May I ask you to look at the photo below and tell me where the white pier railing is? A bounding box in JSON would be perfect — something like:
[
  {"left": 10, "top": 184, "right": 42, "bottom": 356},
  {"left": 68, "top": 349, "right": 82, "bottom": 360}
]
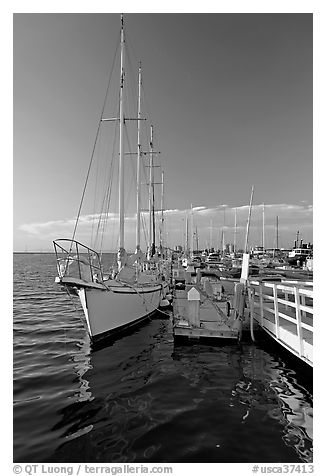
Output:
[{"left": 249, "top": 280, "right": 313, "bottom": 367}]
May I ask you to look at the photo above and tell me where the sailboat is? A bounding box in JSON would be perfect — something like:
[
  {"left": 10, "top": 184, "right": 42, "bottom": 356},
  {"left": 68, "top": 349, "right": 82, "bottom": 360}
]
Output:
[{"left": 53, "top": 15, "right": 170, "bottom": 343}]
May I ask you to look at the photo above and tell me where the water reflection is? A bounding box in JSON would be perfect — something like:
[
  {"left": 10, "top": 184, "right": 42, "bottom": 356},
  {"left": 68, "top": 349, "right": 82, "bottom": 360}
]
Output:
[
  {"left": 49, "top": 320, "right": 312, "bottom": 463},
  {"left": 230, "top": 345, "right": 313, "bottom": 462},
  {"left": 70, "top": 338, "right": 93, "bottom": 403},
  {"left": 171, "top": 343, "right": 312, "bottom": 462}
]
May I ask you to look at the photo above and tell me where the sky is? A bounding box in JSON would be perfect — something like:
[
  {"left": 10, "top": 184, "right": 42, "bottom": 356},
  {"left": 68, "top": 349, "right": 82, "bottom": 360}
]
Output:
[
  {"left": 13, "top": 10, "right": 314, "bottom": 252},
  {"left": 5, "top": 3, "right": 324, "bottom": 469}
]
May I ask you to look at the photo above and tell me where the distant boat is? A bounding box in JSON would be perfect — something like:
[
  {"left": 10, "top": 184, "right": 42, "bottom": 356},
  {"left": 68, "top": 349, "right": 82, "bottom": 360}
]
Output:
[
  {"left": 205, "top": 252, "right": 221, "bottom": 267},
  {"left": 53, "top": 15, "right": 170, "bottom": 343},
  {"left": 286, "top": 233, "right": 313, "bottom": 266}
]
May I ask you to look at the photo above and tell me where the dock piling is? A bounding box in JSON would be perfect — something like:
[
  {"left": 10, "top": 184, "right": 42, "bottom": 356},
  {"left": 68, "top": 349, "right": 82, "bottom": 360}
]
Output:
[{"left": 187, "top": 287, "right": 200, "bottom": 327}]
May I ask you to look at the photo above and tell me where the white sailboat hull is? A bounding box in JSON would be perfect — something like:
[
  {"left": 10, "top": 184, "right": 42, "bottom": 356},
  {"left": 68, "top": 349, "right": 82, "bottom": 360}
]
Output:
[{"left": 77, "top": 282, "right": 164, "bottom": 341}]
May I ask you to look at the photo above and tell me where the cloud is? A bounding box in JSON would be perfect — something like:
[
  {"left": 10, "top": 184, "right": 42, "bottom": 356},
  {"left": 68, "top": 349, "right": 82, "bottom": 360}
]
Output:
[
  {"left": 162, "top": 202, "right": 312, "bottom": 250},
  {"left": 192, "top": 206, "right": 207, "bottom": 212},
  {"left": 20, "top": 219, "right": 75, "bottom": 235},
  {"left": 16, "top": 201, "right": 312, "bottom": 251},
  {"left": 164, "top": 208, "right": 188, "bottom": 215},
  {"left": 19, "top": 212, "right": 122, "bottom": 236}
]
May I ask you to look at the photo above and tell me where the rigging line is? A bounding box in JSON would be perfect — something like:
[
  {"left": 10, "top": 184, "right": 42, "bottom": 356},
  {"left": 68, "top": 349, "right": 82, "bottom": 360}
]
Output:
[
  {"left": 99, "top": 162, "right": 116, "bottom": 255},
  {"left": 125, "top": 124, "right": 137, "bottom": 183},
  {"left": 91, "top": 127, "right": 103, "bottom": 248},
  {"left": 137, "top": 178, "right": 149, "bottom": 249},
  {"left": 140, "top": 121, "right": 150, "bottom": 196},
  {"left": 156, "top": 307, "right": 171, "bottom": 317},
  {"left": 141, "top": 156, "right": 150, "bottom": 249},
  {"left": 114, "top": 225, "right": 119, "bottom": 252},
  {"left": 125, "top": 31, "right": 152, "bottom": 133},
  {"left": 93, "top": 69, "right": 120, "bottom": 250},
  {"left": 141, "top": 211, "right": 149, "bottom": 247},
  {"left": 141, "top": 83, "right": 155, "bottom": 138},
  {"left": 143, "top": 119, "right": 163, "bottom": 178},
  {"left": 124, "top": 38, "right": 156, "bottom": 164},
  {"left": 100, "top": 125, "right": 118, "bottom": 252},
  {"left": 125, "top": 40, "right": 139, "bottom": 117},
  {"left": 94, "top": 125, "right": 113, "bottom": 249},
  {"left": 98, "top": 168, "right": 114, "bottom": 255},
  {"left": 124, "top": 33, "right": 139, "bottom": 96},
  {"left": 97, "top": 156, "right": 114, "bottom": 253},
  {"left": 70, "top": 36, "right": 120, "bottom": 250},
  {"left": 103, "top": 166, "right": 119, "bottom": 254},
  {"left": 97, "top": 120, "right": 119, "bottom": 254},
  {"left": 97, "top": 41, "right": 137, "bottom": 254},
  {"left": 126, "top": 38, "right": 162, "bottom": 176},
  {"left": 124, "top": 30, "right": 140, "bottom": 71},
  {"left": 124, "top": 124, "right": 138, "bottom": 227},
  {"left": 97, "top": 90, "right": 120, "bottom": 253}
]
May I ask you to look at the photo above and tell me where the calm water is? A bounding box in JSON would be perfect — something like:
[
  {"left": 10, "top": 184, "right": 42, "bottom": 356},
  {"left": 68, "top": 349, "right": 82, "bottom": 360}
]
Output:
[{"left": 13, "top": 253, "right": 313, "bottom": 463}]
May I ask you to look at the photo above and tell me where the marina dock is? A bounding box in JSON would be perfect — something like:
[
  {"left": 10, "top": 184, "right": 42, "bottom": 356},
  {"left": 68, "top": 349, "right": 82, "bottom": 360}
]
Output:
[
  {"left": 172, "top": 265, "right": 257, "bottom": 341},
  {"left": 171, "top": 263, "right": 313, "bottom": 367},
  {"left": 173, "top": 285, "right": 239, "bottom": 340}
]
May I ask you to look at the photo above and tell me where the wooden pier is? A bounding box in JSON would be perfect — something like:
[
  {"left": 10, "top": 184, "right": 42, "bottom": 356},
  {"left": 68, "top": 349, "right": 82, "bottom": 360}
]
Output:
[
  {"left": 173, "top": 285, "right": 239, "bottom": 340},
  {"left": 248, "top": 279, "right": 313, "bottom": 367},
  {"left": 171, "top": 262, "right": 253, "bottom": 341},
  {"left": 171, "top": 262, "right": 313, "bottom": 365}
]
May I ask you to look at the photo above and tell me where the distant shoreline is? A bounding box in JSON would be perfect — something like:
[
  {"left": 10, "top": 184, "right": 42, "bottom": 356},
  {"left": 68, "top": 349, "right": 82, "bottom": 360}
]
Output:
[
  {"left": 13, "top": 251, "right": 55, "bottom": 254},
  {"left": 13, "top": 251, "right": 117, "bottom": 254}
]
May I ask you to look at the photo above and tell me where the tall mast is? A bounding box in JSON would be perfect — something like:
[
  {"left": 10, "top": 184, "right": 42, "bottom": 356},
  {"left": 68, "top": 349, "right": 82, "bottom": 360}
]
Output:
[
  {"left": 149, "top": 125, "right": 155, "bottom": 255},
  {"left": 136, "top": 61, "right": 142, "bottom": 251},
  {"left": 234, "top": 207, "right": 237, "bottom": 254},
  {"left": 244, "top": 185, "right": 254, "bottom": 253},
  {"left": 190, "top": 203, "right": 194, "bottom": 256},
  {"left": 262, "top": 203, "right": 265, "bottom": 252},
  {"left": 209, "top": 219, "right": 213, "bottom": 250},
  {"left": 160, "top": 170, "right": 164, "bottom": 252},
  {"left": 185, "top": 214, "right": 189, "bottom": 253},
  {"left": 273, "top": 215, "right": 279, "bottom": 258},
  {"left": 118, "top": 14, "right": 125, "bottom": 250},
  {"left": 195, "top": 226, "right": 199, "bottom": 252},
  {"left": 222, "top": 207, "right": 226, "bottom": 255}
]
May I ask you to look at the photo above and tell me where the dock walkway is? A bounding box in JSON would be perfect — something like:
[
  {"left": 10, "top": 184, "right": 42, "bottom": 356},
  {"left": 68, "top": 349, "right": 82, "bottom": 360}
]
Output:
[
  {"left": 173, "top": 284, "right": 239, "bottom": 340},
  {"left": 249, "top": 280, "right": 313, "bottom": 366}
]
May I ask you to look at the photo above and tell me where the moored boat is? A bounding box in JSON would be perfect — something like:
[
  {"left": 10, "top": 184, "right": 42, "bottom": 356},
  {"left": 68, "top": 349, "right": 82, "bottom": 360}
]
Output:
[{"left": 53, "top": 15, "right": 170, "bottom": 343}]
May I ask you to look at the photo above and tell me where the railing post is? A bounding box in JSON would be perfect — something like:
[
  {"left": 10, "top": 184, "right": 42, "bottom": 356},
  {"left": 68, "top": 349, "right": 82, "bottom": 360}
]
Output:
[
  {"left": 88, "top": 248, "right": 94, "bottom": 282},
  {"left": 284, "top": 291, "right": 289, "bottom": 310},
  {"left": 294, "top": 286, "right": 304, "bottom": 357},
  {"left": 99, "top": 252, "right": 104, "bottom": 281},
  {"left": 259, "top": 284, "right": 264, "bottom": 327},
  {"left": 53, "top": 243, "right": 59, "bottom": 275},
  {"left": 301, "top": 292, "right": 306, "bottom": 318},
  {"left": 76, "top": 242, "right": 81, "bottom": 279},
  {"left": 272, "top": 283, "right": 280, "bottom": 339}
]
